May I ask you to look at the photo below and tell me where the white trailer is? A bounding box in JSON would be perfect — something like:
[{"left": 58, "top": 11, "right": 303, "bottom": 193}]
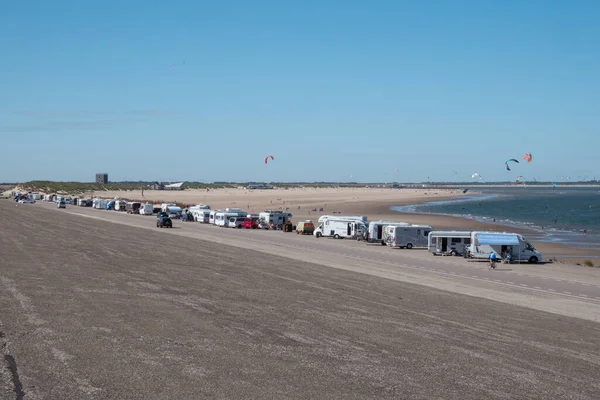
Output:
[
  {"left": 427, "top": 231, "right": 472, "bottom": 256},
  {"left": 383, "top": 225, "right": 433, "bottom": 249},
  {"left": 139, "top": 203, "right": 154, "bottom": 215},
  {"left": 367, "top": 220, "right": 412, "bottom": 245},
  {"left": 467, "top": 231, "right": 542, "bottom": 263},
  {"left": 314, "top": 216, "right": 368, "bottom": 239}
]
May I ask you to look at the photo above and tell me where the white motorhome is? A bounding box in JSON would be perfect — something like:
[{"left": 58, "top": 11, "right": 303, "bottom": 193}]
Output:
[
  {"left": 209, "top": 210, "right": 222, "bottom": 224},
  {"left": 383, "top": 225, "right": 433, "bottom": 249},
  {"left": 467, "top": 231, "right": 542, "bottom": 263},
  {"left": 367, "top": 220, "right": 412, "bottom": 244},
  {"left": 258, "top": 210, "right": 293, "bottom": 228},
  {"left": 215, "top": 209, "right": 247, "bottom": 227},
  {"left": 190, "top": 206, "right": 211, "bottom": 223},
  {"left": 427, "top": 231, "right": 472, "bottom": 256},
  {"left": 314, "top": 215, "right": 368, "bottom": 239},
  {"left": 139, "top": 203, "right": 154, "bottom": 215}
]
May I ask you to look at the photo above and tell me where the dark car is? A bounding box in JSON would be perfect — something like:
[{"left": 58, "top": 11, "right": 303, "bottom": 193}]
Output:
[{"left": 157, "top": 216, "right": 173, "bottom": 228}]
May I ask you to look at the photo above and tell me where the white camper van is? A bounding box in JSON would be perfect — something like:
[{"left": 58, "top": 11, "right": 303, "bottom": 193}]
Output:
[
  {"left": 314, "top": 215, "right": 368, "bottom": 239},
  {"left": 427, "top": 231, "right": 472, "bottom": 256},
  {"left": 467, "top": 231, "right": 542, "bottom": 263},
  {"left": 367, "top": 220, "right": 412, "bottom": 244},
  {"left": 139, "top": 203, "right": 154, "bottom": 215},
  {"left": 161, "top": 203, "right": 177, "bottom": 213},
  {"left": 383, "top": 225, "right": 433, "bottom": 249},
  {"left": 227, "top": 216, "right": 246, "bottom": 228}
]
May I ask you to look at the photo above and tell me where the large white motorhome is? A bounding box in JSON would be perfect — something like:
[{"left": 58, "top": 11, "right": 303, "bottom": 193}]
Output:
[
  {"left": 366, "top": 220, "right": 412, "bottom": 244},
  {"left": 209, "top": 210, "right": 222, "bottom": 224},
  {"left": 314, "top": 215, "right": 368, "bottom": 239},
  {"left": 427, "top": 231, "right": 472, "bottom": 256},
  {"left": 382, "top": 225, "right": 433, "bottom": 249},
  {"left": 214, "top": 208, "right": 247, "bottom": 227},
  {"left": 467, "top": 231, "right": 542, "bottom": 263},
  {"left": 190, "top": 206, "right": 211, "bottom": 223},
  {"left": 258, "top": 210, "right": 293, "bottom": 228}
]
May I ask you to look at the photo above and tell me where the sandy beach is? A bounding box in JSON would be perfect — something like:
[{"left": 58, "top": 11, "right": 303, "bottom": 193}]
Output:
[{"left": 71, "top": 186, "right": 598, "bottom": 265}]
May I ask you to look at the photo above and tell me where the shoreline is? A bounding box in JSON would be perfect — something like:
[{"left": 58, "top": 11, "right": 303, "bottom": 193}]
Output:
[{"left": 383, "top": 196, "right": 600, "bottom": 265}]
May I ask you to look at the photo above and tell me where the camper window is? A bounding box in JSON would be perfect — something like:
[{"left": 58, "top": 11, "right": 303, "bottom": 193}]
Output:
[
  {"left": 423, "top": 231, "right": 430, "bottom": 236},
  {"left": 451, "top": 238, "right": 462, "bottom": 243},
  {"left": 525, "top": 243, "right": 534, "bottom": 251}
]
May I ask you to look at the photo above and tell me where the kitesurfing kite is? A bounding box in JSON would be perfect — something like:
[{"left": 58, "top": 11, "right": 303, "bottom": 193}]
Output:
[
  {"left": 264, "top": 155, "right": 274, "bottom": 164},
  {"left": 516, "top": 176, "right": 525, "bottom": 184},
  {"left": 523, "top": 153, "right": 532, "bottom": 163},
  {"left": 472, "top": 173, "right": 482, "bottom": 180},
  {"left": 505, "top": 158, "right": 519, "bottom": 171}
]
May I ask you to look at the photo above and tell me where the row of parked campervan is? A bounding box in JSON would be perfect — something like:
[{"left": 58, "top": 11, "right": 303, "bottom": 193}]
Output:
[
  {"left": 312, "top": 215, "right": 542, "bottom": 262},
  {"left": 313, "top": 215, "right": 434, "bottom": 249},
  {"left": 188, "top": 205, "right": 294, "bottom": 230},
  {"left": 427, "top": 231, "right": 542, "bottom": 263}
]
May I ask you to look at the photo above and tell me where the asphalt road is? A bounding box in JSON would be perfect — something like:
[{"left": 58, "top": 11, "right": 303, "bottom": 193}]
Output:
[
  {"left": 33, "top": 200, "right": 600, "bottom": 322},
  {"left": 2, "top": 200, "right": 600, "bottom": 399}
]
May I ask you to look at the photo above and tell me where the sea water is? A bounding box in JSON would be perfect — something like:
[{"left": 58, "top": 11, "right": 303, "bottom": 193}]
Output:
[{"left": 391, "top": 187, "right": 600, "bottom": 251}]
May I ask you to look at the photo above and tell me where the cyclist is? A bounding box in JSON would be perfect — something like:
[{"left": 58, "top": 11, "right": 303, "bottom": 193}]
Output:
[{"left": 488, "top": 251, "right": 498, "bottom": 269}]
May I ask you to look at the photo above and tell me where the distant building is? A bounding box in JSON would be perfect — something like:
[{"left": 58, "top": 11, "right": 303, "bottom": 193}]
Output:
[
  {"left": 95, "top": 173, "right": 108, "bottom": 184},
  {"left": 164, "top": 182, "right": 185, "bottom": 191}
]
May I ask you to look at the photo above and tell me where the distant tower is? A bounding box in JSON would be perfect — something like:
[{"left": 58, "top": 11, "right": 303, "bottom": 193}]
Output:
[{"left": 95, "top": 173, "right": 108, "bottom": 184}]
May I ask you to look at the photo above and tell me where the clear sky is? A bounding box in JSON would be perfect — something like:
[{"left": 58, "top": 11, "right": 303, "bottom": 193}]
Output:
[{"left": 1, "top": 0, "right": 598, "bottom": 183}]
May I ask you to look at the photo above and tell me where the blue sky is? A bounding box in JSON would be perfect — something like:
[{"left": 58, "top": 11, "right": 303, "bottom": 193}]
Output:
[{"left": 1, "top": 0, "right": 598, "bottom": 183}]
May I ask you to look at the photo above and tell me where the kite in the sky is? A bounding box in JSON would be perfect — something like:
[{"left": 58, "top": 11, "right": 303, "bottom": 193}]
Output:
[
  {"left": 523, "top": 153, "right": 532, "bottom": 163},
  {"left": 264, "top": 155, "right": 274, "bottom": 164},
  {"left": 505, "top": 158, "right": 519, "bottom": 171}
]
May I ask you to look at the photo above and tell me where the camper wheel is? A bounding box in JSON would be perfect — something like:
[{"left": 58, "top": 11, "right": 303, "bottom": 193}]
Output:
[
  {"left": 406, "top": 243, "right": 413, "bottom": 249},
  {"left": 528, "top": 256, "right": 538, "bottom": 264},
  {"left": 381, "top": 241, "right": 386, "bottom": 246},
  {"left": 450, "top": 250, "right": 457, "bottom": 256},
  {"left": 315, "top": 232, "right": 322, "bottom": 238},
  {"left": 333, "top": 234, "right": 341, "bottom": 239}
]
